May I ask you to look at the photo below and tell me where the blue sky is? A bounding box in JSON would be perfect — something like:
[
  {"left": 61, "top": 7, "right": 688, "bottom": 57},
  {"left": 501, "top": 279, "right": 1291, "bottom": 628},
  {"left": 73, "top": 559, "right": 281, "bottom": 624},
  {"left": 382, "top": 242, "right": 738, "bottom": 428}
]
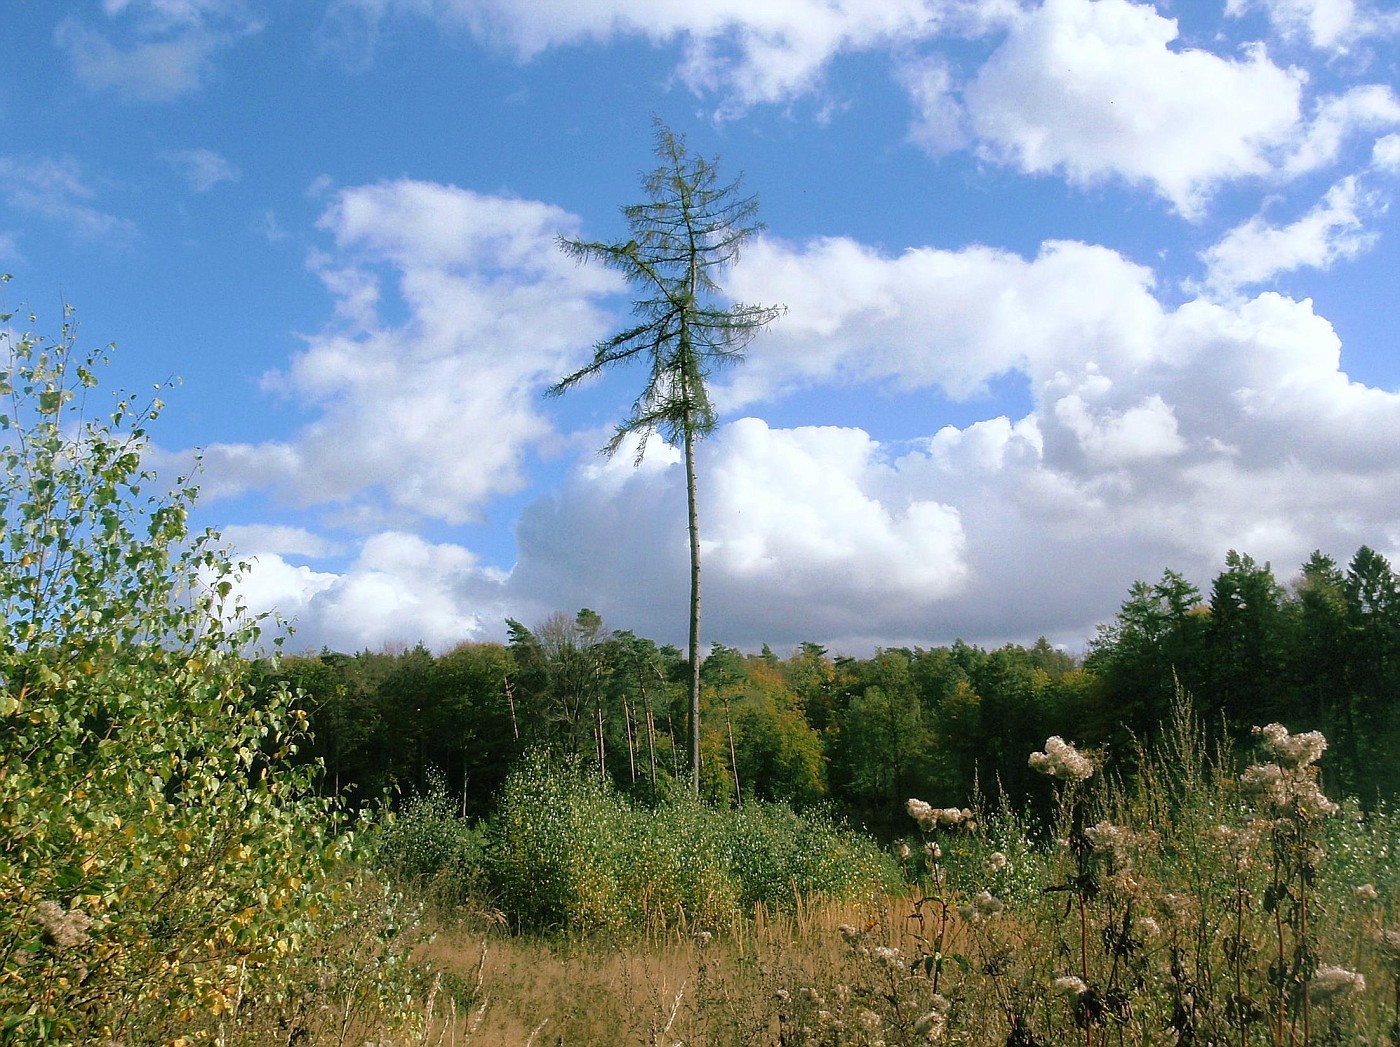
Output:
[{"left": 4, "top": 0, "right": 1400, "bottom": 656}]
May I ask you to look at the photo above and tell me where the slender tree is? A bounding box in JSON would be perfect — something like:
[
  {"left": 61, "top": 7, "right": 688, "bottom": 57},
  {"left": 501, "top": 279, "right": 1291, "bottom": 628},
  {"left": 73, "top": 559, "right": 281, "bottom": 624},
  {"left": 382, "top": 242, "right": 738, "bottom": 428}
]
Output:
[{"left": 550, "top": 121, "right": 783, "bottom": 794}]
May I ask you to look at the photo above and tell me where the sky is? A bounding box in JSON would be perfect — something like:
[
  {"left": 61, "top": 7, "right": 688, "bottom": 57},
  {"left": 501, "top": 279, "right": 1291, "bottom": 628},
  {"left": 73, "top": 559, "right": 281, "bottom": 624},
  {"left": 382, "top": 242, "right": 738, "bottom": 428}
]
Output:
[{"left": 3, "top": 0, "right": 1400, "bottom": 658}]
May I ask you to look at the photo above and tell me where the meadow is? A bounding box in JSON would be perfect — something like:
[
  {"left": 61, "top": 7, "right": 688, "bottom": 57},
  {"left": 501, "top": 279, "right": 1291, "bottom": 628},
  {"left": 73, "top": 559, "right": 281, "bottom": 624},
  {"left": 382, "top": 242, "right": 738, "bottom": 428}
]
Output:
[{"left": 319, "top": 699, "right": 1400, "bottom": 1047}]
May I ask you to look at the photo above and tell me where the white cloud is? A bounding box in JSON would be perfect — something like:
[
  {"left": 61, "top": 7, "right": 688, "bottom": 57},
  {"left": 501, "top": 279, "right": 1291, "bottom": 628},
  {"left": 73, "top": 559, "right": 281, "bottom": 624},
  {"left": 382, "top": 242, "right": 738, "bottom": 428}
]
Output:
[
  {"left": 1284, "top": 85, "right": 1400, "bottom": 177},
  {"left": 496, "top": 237, "right": 1400, "bottom": 651},
  {"left": 231, "top": 532, "right": 512, "bottom": 653},
  {"left": 1198, "top": 175, "right": 1383, "bottom": 293},
  {"left": 899, "top": 56, "right": 968, "bottom": 154},
  {"left": 200, "top": 179, "right": 619, "bottom": 523},
  {"left": 1051, "top": 392, "right": 1185, "bottom": 466},
  {"left": 0, "top": 156, "right": 135, "bottom": 243},
  {"left": 958, "top": 0, "right": 1304, "bottom": 218},
  {"left": 220, "top": 523, "right": 338, "bottom": 559},
  {"left": 322, "top": 0, "right": 1385, "bottom": 218},
  {"left": 323, "top": 0, "right": 1014, "bottom": 108},
  {"left": 1373, "top": 133, "right": 1400, "bottom": 172},
  {"left": 226, "top": 228, "right": 1400, "bottom": 653},
  {"left": 1225, "top": 0, "right": 1400, "bottom": 52},
  {"left": 509, "top": 418, "right": 970, "bottom": 645},
  {"left": 55, "top": 0, "right": 261, "bottom": 102},
  {"left": 166, "top": 147, "right": 241, "bottom": 192},
  {"left": 705, "top": 419, "right": 967, "bottom": 603},
  {"left": 724, "top": 234, "right": 1163, "bottom": 405}
]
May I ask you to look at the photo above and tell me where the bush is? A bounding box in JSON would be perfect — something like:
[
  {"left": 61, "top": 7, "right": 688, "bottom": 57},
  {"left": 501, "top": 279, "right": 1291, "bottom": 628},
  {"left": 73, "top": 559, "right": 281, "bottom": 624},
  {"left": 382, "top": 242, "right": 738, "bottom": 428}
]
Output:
[
  {"left": 484, "top": 751, "right": 896, "bottom": 934},
  {"left": 375, "top": 771, "right": 488, "bottom": 910},
  {"left": 0, "top": 294, "right": 421, "bottom": 1043}
]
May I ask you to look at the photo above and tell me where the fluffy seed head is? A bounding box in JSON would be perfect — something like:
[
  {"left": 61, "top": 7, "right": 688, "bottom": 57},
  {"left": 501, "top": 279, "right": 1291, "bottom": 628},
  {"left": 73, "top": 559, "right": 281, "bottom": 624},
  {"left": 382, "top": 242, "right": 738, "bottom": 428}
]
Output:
[{"left": 1029, "top": 737, "right": 1094, "bottom": 782}]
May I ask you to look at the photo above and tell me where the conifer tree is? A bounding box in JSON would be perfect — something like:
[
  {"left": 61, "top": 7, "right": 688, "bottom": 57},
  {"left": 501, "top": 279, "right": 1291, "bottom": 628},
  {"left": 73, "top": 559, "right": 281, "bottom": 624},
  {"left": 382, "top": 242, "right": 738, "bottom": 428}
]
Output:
[{"left": 550, "top": 121, "right": 783, "bottom": 794}]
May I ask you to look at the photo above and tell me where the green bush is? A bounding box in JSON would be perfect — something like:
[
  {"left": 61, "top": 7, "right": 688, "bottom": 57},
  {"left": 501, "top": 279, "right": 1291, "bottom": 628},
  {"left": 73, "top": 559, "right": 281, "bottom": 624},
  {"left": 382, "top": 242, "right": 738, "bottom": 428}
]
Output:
[
  {"left": 375, "top": 772, "right": 488, "bottom": 910},
  {"left": 484, "top": 751, "right": 896, "bottom": 934}
]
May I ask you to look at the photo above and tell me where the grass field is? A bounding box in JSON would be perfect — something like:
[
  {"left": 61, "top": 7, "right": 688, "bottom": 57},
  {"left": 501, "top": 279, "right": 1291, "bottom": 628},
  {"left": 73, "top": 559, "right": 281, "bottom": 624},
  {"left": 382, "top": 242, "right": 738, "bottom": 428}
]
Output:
[{"left": 349, "top": 710, "right": 1400, "bottom": 1046}]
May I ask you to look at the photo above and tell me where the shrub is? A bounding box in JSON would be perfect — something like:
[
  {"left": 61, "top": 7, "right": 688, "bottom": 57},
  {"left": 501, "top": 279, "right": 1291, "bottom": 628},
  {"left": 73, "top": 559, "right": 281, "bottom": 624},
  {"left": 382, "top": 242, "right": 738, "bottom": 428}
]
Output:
[
  {"left": 484, "top": 751, "right": 896, "bottom": 935},
  {"left": 0, "top": 294, "right": 421, "bottom": 1043},
  {"left": 375, "top": 772, "right": 489, "bottom": 911}
]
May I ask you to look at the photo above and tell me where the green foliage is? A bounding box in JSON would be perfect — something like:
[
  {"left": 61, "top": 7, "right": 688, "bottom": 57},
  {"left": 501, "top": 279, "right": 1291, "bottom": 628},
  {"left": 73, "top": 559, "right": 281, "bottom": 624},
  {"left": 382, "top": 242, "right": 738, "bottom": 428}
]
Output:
[
  {"left": 374, "top": 771, "right": 487, "bottom": 910},
  {"left": 549, "top": 122, "right": 783, "bottom": 458},
  {"left": 484, "top": 751, "right": 895, "bottom": 935},
  {"left": 0, "top": 298, "right": 419, "bottom": 1042}
]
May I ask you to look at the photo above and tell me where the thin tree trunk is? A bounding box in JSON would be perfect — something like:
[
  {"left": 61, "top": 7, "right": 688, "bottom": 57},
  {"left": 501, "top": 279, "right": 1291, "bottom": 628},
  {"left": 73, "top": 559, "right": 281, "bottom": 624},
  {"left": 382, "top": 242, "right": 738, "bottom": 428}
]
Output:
[
  {"left": 504, "top": 676, "right": 519, "bottom": 742},
  {"left": 646, "top": 705, "right": 658, "bottom": 787},
  {"left": 685, "top": 421, "right": 702, "bottom": 796},
  {"left": 596, "top": 696, "right": 606, "bottom": 782},
  {"left": 623, "top": 694, "right": 637, "bottom": 783},
  {"left": 727, "top": 702, "right": 741, "bottom": 805},
  {"left": 668, "top": 713, "right": 681, "bottom": 779}
]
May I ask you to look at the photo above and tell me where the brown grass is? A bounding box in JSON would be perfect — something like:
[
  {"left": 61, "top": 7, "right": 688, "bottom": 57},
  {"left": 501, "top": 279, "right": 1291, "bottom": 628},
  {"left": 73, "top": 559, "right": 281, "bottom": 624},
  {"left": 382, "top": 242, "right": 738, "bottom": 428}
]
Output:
[{"left": 410, "top": 895, "right": 928, "bottom": 1046}]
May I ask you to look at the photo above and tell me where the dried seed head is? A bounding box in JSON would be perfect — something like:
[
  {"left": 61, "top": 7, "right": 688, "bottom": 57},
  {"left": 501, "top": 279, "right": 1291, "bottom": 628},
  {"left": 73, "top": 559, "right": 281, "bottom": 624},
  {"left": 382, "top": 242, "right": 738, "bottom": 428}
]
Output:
[
  {"left": 33, "top": 901, "right": 92, "bottom": 951},
  {"left": 1054, "top": 975, "right": 1089, "bottom": 999},
  {"left": 873, "top": 945, "right": 902, "bottom": 969},
  {"left": 1255, "top": 724, "right": 1327, "bottom": 769},
  {"left": 959, "top": 889, "right": 1006, "bottom": 923},
  {"left": 1029, "top": 737, "right": 1094, "bottom": 782},
  {"left": 906, "top": 798, "right": 975, "bottom": 832}
]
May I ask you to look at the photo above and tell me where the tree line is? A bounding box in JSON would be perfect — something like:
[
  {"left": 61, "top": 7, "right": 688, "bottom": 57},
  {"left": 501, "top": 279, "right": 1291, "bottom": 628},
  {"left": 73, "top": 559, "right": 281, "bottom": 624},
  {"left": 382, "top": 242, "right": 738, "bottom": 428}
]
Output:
[{"left": 256, "top": 544, "right": 1400, "bottom": 834}]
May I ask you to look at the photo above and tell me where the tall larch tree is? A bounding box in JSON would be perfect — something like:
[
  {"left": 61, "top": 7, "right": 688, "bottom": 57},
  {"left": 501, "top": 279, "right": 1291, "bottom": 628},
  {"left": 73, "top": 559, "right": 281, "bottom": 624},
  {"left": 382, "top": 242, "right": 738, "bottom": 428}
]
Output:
[{"left": 549, "top": 121, "right": 784, "bottom": 794}]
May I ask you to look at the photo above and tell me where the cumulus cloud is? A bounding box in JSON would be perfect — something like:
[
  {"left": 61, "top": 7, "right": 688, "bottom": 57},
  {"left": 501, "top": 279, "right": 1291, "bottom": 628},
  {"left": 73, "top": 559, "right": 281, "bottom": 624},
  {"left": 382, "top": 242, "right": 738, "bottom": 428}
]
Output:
[
  {"left": 899, "top": 56, "right": 968, "bottom": 154},
  {"left": 1225, "top": 0, "right": 1400, "bottom": 52},
  {"left": 508, "top": 419, "right": 970, "bottom": 646},
  {"left": 55, "top": 0, "right": 261, "bottom": 102},
  {"left": 220, "top": 523, "right": 338, "bottom": 559},
  {"left": 1284, "top": 85, "right": 1400, "bottom": 177},
  {"left": 321, "top": 0, "right": 1385, "bottom": 219},
  {"left": 223, "top": 266, "right": 1400, "bottom": 653},
  {"left": 230, "top": 531, "right": 513, "bottom": 653},
  {"left": 958, "top": 0, "right": 1304, "bottom": 218},
  {"left": 200, "top": 179, "right": 619, "bottom": 523},
  {"left": 1197, "top": 176, "right": 1384, "bottom": 293},
  {"left": 496, "top": 239, "right": 1400, "bottom": 651},
  {"left": 1373, "top": 133, "right": 1400, "bottom": 171},
  {"left": 723, "top": 234, "right": 1163, "bottom": 405}
]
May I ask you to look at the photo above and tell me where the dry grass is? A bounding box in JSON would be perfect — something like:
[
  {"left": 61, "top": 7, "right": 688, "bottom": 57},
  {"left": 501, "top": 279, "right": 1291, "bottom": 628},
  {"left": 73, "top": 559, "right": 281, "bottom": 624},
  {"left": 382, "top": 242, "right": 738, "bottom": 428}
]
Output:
[{"left": 408, "top": 896, "right": 923, "bottom": 1046}]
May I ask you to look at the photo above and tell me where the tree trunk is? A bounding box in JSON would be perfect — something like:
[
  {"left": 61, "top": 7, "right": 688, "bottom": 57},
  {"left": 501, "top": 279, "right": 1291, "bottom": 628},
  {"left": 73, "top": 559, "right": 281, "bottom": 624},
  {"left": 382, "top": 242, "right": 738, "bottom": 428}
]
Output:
[
  {"left": 685, "top": 421, "right": 702, "bottom": 796},
  {"left": 623, "top": 693, "right": 637, "bottom": 783}
]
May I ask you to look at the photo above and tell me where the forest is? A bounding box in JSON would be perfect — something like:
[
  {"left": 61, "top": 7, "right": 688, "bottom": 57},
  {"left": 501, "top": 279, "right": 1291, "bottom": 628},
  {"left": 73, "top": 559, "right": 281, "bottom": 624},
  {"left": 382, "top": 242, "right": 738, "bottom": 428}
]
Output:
[{"left": 261, "top": 541, "right": 1400, "bottom": 835}]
